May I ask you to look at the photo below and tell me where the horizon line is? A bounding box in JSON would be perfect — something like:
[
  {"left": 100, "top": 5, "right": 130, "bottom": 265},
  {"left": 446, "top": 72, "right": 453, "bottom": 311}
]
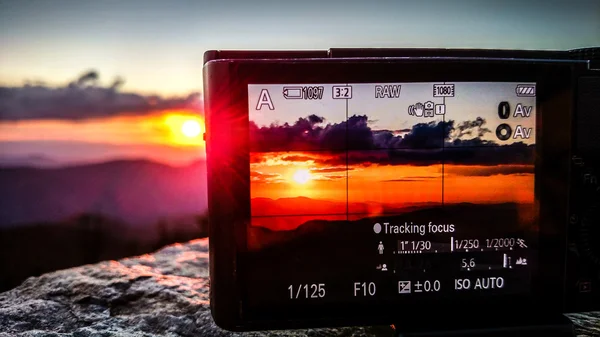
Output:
[{"left": 0, "top": 156, "right": 206, "bottom": 170}]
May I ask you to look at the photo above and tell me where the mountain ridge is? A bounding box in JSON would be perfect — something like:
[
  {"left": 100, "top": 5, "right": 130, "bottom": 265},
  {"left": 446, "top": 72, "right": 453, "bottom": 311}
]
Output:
[
  {"left": 0, "top": 158, "right": 207, "bottom": 227},
  {"left": 0, "top": 156, "right": 205, "bottom": 171}
]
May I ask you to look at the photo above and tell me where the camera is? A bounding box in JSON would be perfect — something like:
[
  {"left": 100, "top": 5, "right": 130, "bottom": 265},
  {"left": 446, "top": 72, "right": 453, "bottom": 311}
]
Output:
[{"left": 202, "top": 48, "right": 600, "bottom": 332}]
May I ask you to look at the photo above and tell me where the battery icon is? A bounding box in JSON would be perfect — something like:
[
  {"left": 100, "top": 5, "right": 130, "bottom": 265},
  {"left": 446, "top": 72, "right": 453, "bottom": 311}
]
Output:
[
  {"left": 515, "top": 84, "right": 536, "bottom": 97},
  {"left": 283, "top": 87, "right": 303, "bottom": 99}
]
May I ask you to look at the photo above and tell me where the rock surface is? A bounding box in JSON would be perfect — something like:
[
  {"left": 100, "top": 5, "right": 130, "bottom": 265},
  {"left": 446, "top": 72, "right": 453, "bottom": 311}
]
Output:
[{"left": 0, "top": 238, "right": 598, "bottom": 336}]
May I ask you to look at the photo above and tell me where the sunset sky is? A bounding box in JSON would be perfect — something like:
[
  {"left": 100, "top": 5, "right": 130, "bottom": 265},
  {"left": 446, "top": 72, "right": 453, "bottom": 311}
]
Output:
[
  {"left": 249, "top": 82, "right": 536, "bottom": 229},
  {"left": 0, "top": 108, "right": 205, "bottom": 166},
  {"left": 0, "top": 0, "right": 598, "bottom": 167}
]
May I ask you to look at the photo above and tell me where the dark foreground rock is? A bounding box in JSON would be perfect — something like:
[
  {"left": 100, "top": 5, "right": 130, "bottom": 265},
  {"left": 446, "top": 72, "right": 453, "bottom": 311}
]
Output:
[{"left": 0, "top": 238, "right": 598, "bottom": 336}]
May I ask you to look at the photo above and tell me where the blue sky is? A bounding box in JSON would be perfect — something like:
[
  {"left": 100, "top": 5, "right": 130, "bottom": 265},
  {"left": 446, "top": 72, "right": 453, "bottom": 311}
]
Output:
[{"left": 1, "top": 0, "right": 599, "bottom": 96}]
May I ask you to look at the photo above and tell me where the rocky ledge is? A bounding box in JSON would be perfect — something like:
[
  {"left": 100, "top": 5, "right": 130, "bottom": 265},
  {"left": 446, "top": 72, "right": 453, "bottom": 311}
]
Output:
[{"left": 0, "top": 239, "right": 598, "bottom": 336}]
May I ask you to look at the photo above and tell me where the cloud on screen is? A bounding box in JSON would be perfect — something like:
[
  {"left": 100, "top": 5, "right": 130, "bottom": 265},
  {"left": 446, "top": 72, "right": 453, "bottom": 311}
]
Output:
[{"left": 250, "top": 114, "right": 534, "bottom": 166}]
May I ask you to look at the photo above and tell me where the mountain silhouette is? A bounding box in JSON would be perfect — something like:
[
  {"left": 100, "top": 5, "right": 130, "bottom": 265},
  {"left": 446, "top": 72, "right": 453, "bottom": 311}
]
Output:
[
  {"left": 0, "top": 154, "right": 59, "bottom": 168},
  {"left": 0, "top": 159, "right": 207, "bottom": 227},
  {"left": 251, "top": 196, "right": 442, "bottom": 231},
  {"left": 248, "top": 202, "right": 536, "bottom": 251}
]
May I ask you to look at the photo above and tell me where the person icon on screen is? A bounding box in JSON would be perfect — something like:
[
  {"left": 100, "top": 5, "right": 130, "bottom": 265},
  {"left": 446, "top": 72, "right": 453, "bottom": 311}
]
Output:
[
  {"left": 382, "top": 264, "right": 388, "bottom": 271},
  {"left": 378, "top": 241, "right": 384, "bottom": 254}
]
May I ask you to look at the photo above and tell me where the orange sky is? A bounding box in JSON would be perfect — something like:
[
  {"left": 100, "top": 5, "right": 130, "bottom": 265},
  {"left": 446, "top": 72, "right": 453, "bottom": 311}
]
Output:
[
  {"left": 0, "top": 110, "right": 205, "bottom": 166},
  {"left": 250, "top": 151, "right": 534, "bottom": 215},
  {"left": 250, "top": 152, "right": 347, "bottom": 201}
]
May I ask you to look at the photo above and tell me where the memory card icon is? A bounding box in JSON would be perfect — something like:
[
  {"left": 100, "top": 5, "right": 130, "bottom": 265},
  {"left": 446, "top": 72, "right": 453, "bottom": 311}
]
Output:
[{"left": 515, "top": 84, "right": 536, "bottom": 97}]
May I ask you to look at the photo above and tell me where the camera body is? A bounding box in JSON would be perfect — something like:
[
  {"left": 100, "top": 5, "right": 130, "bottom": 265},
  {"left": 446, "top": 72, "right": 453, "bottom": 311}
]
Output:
[{"left": 203, "top": 48, "right": 600, "bottom": 332}]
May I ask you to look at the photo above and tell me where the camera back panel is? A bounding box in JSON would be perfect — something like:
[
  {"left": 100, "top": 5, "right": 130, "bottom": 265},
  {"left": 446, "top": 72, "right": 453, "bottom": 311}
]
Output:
[
  {"left": 566, "top": 75, "right": 600, "bottom": 312},
  {"left": 204, "top": 48, "right": 600, "bottom": 331}
]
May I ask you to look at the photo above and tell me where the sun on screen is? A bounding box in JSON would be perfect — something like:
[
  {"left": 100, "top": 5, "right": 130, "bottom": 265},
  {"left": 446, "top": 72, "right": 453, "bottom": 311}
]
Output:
[{"left": 293, "top": 169, "right": 312, "bottom": 185}]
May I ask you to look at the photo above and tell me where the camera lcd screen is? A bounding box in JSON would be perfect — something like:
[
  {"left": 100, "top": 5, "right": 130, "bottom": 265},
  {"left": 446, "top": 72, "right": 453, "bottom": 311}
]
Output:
[{"left": 245, "top": 82, "right": 537, "bottom": 310}]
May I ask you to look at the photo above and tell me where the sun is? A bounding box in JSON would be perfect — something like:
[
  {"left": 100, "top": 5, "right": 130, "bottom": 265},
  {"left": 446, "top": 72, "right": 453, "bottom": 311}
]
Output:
[
  {"left": 162, "top": 113, "right": 204, "bottom": 146},
  {"left": 181, "top": 119, "right": 202, "bottom": 138},
  {"left": 292, "top": 169, "right": 312, "bottom": 184}
]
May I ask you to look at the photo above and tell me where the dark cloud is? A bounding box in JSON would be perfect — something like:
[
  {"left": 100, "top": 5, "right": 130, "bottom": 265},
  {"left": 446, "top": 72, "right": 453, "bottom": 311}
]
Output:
[
  {"left": 312, "top": 144, "right": 534, "bottom": 168},
  {"left": 312, "top": 167, "right": 352, "bottom": 173},
  {"left": 448, "top": 137, "right": 495, "bottom": 147},
  {"left": 250, "top": 114, "right": 374, "bottom": 152},
  {"left": 249, "top": 118, "right": 319, "bottom": 152},
  {"left": 250, "top": 114, "right": 500, "bottom": 151},
  {"left": 312, "top": 150, "right": 444, "bottom": 167},
  {"left": 386, "top": 120, "right": 448, "bottom": 149},
  {"left": 250, "top": 114, "right": 535, "bottom": 166},
  {"left": 307, "top": 114, "right": 324, "bottom": 124},
  {"left": 442, "top": 142, "right": 534, "bottom": 166},
  {"left": 280, "top": 155, "right": 317, "bottom": 162},
  {"left": 75, "top": 70, "right": 99, "bottom": 87},
  {"left": 373, "top": 128, "right": 413, "bottom": 134},
  {"left": 0, "top": 70, "right": 202, "bottom": 121},
  {"left": 346, "top": 115, "right": 374, "bottom": 149},
  {"left": 445, "top": 165, "right": 534, "bottom": 177},
  {"left": 453, "top": 116, "right": 492, "bottom": 138}
]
